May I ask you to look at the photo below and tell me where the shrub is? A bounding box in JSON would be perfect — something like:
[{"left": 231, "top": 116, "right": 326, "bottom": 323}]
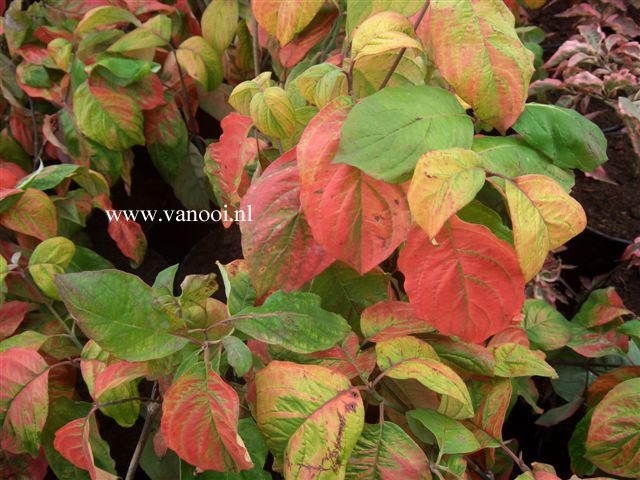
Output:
[{"left": 0, "top": 1, "right": 638, "bottom": 479}]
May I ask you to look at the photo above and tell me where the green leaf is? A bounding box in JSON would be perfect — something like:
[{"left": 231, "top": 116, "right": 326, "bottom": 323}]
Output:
[
  {"left": 233, "top": 291, "right": 351, "bottom": 354},
  {"left": 222, "top": 336, "right": 252, "bottom": 377},
  {"left": 522, "top": 299, "right": 572, "bottom": 351},
  {"left": 17, "top": 164, "right": 83, "bottom": 191},
  {"left": 407, "top": 409, "right": 480, "bottom": 455},
  {"left": 472, "top": 136, "right": 575, "bottom": 192},
  {"left": 56, "top": 270, "right": 188, "bottom": 361},
  {"left": 333, "top": 85, "right": 473, "bottom": 183},
  {"left": 67, "top": 246, "right": 113, "bottom": 272},
  {"left": 346, "top": 422, "right": 430, "bottom": 479},
  {"left": 493, "top": 343, "right": 558, "bottom": 378},
  {"left": 89, "top": 56, "right": 160, "bottom": 87},
  {"left": 73, "top": 81, "right": 144, "bottom": 150},
  {"left": 28, "top": 236, "right": 76, "bottom": 300},
  {"left": 303, "top": 262, "right": 390, "bottom": 328},
  {"left": 586, "top": 378, "right": 640, "bottom": 477},
  {"left": 513, "top": 103, "right": 607, "bottom": 172},
  {"left": 457, "top": 200, "right": 513, "bottom": 245}
]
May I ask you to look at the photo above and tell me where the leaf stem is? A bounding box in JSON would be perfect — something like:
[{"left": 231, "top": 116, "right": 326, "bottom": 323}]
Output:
[{"left": 379, "top": 0, "right": 430, "bottom": 90}]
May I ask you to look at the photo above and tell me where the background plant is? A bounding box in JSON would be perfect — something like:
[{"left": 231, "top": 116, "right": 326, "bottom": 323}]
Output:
[{"left": 1, "top": 1, "right": 639, "bottom": 480}]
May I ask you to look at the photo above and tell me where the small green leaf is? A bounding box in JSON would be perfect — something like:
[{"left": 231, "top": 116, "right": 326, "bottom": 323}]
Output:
[{"left": 407, "top": 409, "right": 480, "bottom": 455}]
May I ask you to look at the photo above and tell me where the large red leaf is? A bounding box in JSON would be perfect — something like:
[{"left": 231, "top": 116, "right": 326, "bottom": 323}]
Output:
[
  {"left": 160, "top": 360, "right": 253, "bottom": 472},
  {"left": 0, "top": 348, "right": 49, "bottom": 456},
  {"left": 240, "top": 150, "right": 333, "bottom": 298},
  {"left": 54, "top": 415, "right": 117, "bottom": 480},
  {"left": 297, "top": 101, "right": 411, "bottom": 274},
  {"left": 398, "top": 216, "right": 525, "bottom": 343}
]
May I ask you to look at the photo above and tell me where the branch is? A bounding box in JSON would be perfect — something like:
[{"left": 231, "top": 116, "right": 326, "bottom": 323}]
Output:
[
  {"left": 125, "top": 385, "right": 160, "bottom": 480},
  {"left": 379, "top": 0, "right": 430, "bottom": 90},
  {"left": 27, "top": 96, "right": 40, "bottom": 171},
  {"left": 251, "top": 12, "right": 261, "bottom": 77},
  {"left": 172, "top": 48, "right": 198, "bottom": 136}
]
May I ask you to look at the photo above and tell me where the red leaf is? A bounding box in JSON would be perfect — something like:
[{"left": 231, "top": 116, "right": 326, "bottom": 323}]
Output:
[
  {"left": 54, "top": 416, "right": 117, "bottom": 480},
  {"left": 279, "top": 8, "right": 338, "bottom": 68},
  {"left": 398, "top": 217, "right": 525, "bottom": 343},
  {"left": 0, "top": 301, "right": 32, "bottom": 340},
  {"left": 240, "top": 150, "right": 333, "bottom": 298},
  {"left": 360, "top": 300, "right": 434, "bottom": 343},
  {"left": 297, "top": 101, "right": 411, "bottom": 274},
  {"left": 0, "top": 348, "right": 50, "bottom": 456},
  {"left": 205, "top": 113, "right": 265, "bottom": 227},
  {"left": 161, "top": 362, "right": 253, "bottom": 472},
  {"left": 93, "top": 361, "right": 148, "bottom": 399},
  {"left": 106, "top": 217, "right": 147, "bottom": 265}
]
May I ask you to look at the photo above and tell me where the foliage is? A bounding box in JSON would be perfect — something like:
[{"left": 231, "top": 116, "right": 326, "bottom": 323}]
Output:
[
  {"left": 1, "top": 1, "right": 639, "bottom": 479},
  {"left": 531, "top": 0, "right": 640, "bottom": 173}
]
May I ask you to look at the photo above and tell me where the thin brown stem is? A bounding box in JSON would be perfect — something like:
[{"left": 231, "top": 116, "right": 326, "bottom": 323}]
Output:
[{"left": 379, "top": 0, "right": 430, "bottom": 90}]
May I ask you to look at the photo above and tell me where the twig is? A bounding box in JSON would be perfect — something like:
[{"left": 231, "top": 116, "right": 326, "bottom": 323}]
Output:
[
  {"left": 465, "top": 457, "right": 494, "bottom": 480},
  {"left": 172, "top": 49, "right": 198, "bottom": 136},
  {"left": 379, "top": 0, "right": 430, "bottom": 89},
  {"left": 125, "top": 384, "right": 160, "bottom": 480},
  {"left": 498, "top": 439, "right": 531, "bottom": 474},
  {"left": 251, "top": 12, "right": 261, "bottom": 77}
]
